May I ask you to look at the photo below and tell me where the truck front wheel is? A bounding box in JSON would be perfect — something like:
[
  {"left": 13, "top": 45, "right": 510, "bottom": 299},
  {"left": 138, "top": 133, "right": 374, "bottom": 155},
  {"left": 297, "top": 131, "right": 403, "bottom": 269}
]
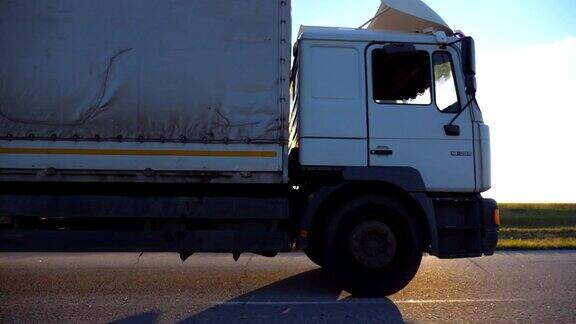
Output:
[{"left": 323, "top": 195, "right": 423, "bottom": 296}]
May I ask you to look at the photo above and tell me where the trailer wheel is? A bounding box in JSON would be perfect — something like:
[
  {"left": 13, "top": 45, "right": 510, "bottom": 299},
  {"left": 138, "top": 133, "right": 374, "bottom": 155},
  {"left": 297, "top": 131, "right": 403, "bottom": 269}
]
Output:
[{"left": 323, "top": 195, "right": 422, "bottom": 296}]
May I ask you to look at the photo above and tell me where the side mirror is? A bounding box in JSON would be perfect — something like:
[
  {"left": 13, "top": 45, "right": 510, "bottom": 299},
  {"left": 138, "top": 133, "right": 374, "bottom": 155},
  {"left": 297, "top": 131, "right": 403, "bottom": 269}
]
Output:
[{"left": 461, "top": 37, "right": 476, "bottom": 95}]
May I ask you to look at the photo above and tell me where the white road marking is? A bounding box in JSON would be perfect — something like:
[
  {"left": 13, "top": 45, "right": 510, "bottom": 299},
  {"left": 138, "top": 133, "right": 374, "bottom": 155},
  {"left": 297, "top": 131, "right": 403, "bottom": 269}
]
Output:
[
  {"left": 216, "top": 298, "right": 528, "bottom": 306},
  {"left": 394, "top": 298, "right": 527, "bottom": 304}
]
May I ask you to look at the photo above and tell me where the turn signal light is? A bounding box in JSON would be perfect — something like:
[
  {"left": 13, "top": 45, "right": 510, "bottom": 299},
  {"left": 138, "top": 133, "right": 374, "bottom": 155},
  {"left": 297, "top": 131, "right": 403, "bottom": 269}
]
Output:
[{"left": 493, "top": 208, "right": 500, "bottom": 226}]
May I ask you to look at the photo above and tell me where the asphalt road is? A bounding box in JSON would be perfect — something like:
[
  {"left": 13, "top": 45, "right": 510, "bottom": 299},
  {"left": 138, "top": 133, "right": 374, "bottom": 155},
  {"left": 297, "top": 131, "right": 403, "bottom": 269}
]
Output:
[{"left": 1, "top": 251, "right": 575, "bottom": 323}]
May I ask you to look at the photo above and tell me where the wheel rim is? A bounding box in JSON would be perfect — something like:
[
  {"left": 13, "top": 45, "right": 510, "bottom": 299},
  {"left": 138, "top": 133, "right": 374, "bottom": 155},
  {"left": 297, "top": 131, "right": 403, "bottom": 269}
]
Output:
[{"left": 348, "top": 220, "right": 397, "bottom": 269}]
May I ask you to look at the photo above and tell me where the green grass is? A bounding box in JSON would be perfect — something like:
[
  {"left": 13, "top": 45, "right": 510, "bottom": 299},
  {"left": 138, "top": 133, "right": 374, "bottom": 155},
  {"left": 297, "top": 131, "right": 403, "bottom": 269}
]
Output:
[
  {"left": 497, "top": 204, "right": 576, "bottom": 250},
  {"left": 498, "top": 238, "right": 576, "bottom": 250},
  {"left": 499, "top": 203, "right": 576, "bottom": 228}
]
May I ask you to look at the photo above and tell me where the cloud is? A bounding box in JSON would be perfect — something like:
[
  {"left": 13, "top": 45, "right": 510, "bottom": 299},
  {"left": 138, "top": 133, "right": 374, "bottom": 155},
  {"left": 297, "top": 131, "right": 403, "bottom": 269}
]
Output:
[{"left": 477, "top": 37, "right": 576, "bottom": 202}]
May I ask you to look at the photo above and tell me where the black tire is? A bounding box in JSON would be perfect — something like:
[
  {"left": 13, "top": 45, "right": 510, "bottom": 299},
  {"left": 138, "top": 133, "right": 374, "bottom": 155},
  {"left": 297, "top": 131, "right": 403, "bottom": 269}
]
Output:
[{"left": 322, "top": 194, "right": 423, "bottom": 296}]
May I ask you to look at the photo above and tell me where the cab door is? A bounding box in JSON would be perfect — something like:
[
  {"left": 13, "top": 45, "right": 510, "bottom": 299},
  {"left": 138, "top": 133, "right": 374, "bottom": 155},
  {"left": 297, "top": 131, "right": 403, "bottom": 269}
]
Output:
[{"left": 366, "top": 43, "right": 475, "bottom": 192}]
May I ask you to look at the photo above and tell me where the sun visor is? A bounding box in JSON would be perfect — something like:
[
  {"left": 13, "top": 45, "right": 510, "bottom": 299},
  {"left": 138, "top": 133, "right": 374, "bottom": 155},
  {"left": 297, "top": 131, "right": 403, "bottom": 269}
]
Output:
[{"left": 369, "top": 0, "right": 453, "bottom": 36}]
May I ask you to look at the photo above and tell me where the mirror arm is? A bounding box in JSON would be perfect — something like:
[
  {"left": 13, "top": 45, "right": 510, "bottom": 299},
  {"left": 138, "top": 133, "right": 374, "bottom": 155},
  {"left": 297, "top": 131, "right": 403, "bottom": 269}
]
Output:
[
  {"left": 447, "top": 96, "right": 476, "bottom": 126},
  {"left": 444, "top": 97, "right": 476, "bottom": 136}
]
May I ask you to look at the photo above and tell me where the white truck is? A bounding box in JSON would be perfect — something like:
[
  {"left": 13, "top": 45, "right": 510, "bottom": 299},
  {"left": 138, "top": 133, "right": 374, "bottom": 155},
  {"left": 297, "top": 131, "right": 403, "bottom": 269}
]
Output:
[{"left": 0, "top": 0, "right": 499, "bottom": 296}]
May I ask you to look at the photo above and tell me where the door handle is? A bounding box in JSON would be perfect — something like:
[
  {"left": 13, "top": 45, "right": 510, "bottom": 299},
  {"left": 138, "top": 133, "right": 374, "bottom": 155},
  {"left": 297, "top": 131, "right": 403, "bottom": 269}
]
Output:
[
  {"left": 370, "top": 147, "right": 393, "bottom": 156},
  {"left": 444, "top": 124, "right": 461, "bottom": 136}
]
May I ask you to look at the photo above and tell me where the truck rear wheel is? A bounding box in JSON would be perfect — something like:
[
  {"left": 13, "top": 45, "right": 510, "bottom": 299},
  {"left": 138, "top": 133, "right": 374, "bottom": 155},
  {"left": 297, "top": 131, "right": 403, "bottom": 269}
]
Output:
[{"left": 323, "top": 195, "right": 422, "bottom": 296}]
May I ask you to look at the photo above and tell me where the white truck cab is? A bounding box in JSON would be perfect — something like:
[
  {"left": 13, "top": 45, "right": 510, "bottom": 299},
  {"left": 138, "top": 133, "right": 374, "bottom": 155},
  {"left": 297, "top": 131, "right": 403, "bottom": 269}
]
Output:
[
  {"left": 285, "top": 3, "right": 498, "bottom": 294},
  {"left": 292, "top": 27, "right": 491, "bottom": 193}
]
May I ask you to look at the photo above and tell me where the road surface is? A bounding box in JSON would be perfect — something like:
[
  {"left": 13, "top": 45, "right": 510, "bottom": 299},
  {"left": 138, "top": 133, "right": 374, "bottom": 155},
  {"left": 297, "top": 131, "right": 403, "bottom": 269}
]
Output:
[{"left": 1, "top": 251, "right": 575, "bottom": 323}]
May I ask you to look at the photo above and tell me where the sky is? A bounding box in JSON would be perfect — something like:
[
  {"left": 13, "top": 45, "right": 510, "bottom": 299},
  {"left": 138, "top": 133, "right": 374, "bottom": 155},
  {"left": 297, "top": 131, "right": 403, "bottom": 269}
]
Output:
[{"left": 292, "top": 0, "right": 576, "bottom": 203}]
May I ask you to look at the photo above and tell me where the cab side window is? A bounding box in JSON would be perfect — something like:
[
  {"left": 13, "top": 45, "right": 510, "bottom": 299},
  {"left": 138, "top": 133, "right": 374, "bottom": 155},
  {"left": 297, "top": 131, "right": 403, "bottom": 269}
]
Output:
[
  {"left": 372, "top": 49, "right": 431, "bottom": 105},
  {"left": 433, "top": 52, "right": 460, "bottom": 113}
]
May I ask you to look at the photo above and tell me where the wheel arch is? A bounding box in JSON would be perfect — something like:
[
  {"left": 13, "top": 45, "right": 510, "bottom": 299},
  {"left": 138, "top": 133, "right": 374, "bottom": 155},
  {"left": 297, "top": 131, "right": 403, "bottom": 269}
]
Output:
[{"left": 298, "top": 167, "right": 438, "bottom": 254}]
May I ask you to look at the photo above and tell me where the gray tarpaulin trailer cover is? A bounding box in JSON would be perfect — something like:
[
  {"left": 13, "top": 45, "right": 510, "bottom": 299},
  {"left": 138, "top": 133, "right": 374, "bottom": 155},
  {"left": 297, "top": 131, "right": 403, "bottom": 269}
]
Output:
[{"left": 0, "top": 0, "right": 292, "bottom": 183}]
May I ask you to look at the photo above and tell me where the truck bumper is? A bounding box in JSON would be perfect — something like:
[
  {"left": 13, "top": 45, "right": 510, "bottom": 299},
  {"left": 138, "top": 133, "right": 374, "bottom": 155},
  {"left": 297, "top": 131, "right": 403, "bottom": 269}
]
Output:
[{"left": 434, "top": 196, "right": 499, "bottom": 258}]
